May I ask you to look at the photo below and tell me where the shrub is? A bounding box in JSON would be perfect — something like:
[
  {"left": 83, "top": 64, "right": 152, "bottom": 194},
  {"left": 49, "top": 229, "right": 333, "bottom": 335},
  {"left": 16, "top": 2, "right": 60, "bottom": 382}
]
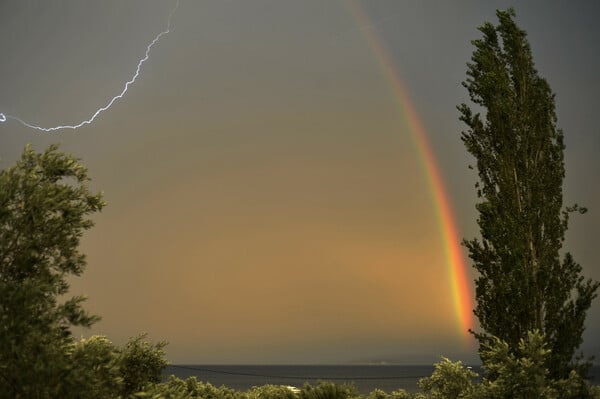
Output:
[
  {"left": 68, "top": 336, "right": 122, "bottom": 398},
  {"left": 299, "top": 381, "right": 360, "bottom": 399},
  {"left": 119, "top": 333, "right": 168, "bottom": 396},
  {"left": 389, "top": 389, "right": 412, "bottom": 399},
  {"left": 471, "top": 330, "right": 600, "bottom": 399},
  {"left": 248, "top": 384, "right": 299, "bottom": 399},
  {"left": 417, "top": 357, "right": 477, "bottom": 399},
  {"left": 138, "top": 376, "right": 250, "bottom": 399},
  {"left": 367, "top": 388, "right": 390, "bottom": 399}
]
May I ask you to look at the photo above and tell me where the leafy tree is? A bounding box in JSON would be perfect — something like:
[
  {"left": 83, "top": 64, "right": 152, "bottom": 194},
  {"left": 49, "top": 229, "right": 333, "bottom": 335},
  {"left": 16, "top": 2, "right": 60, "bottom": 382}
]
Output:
[
  {"left": 0, "top": 144, "right": 104, "bottom": 397},
  {"left": 0, "top": 145, "right": 174, "bottom": 397},
  {"left": 458, "top": 8, "right": 599, "bottom": 378}
]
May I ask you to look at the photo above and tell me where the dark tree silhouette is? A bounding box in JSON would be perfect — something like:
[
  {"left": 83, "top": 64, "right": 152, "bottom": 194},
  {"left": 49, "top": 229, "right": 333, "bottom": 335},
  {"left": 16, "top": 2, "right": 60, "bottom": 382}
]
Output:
[{"left": 458, "top": 8, "right": 599, "bottom": 379}]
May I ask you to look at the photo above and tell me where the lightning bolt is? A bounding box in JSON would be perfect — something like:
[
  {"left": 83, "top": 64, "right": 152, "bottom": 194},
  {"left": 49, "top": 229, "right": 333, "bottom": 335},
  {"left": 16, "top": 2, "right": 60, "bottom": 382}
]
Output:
[{"left": 0, "top": 0, "right": 179, "bottom": 132}]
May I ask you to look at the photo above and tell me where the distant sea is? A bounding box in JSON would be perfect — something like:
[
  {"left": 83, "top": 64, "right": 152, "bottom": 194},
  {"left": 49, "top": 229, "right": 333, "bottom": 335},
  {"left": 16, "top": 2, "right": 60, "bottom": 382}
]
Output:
[{"left": 164, "top": 364, "right": 600, "bottom": 394}]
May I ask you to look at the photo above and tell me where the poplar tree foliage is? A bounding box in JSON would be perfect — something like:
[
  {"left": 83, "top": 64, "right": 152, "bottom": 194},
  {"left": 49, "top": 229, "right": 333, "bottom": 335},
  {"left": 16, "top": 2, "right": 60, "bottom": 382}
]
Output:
[
  {"left": 0, "top": 144, "right": 104, "bottom": 397},
  {"left": 458, "top": 9, "right": 599, "bottom": 379}
]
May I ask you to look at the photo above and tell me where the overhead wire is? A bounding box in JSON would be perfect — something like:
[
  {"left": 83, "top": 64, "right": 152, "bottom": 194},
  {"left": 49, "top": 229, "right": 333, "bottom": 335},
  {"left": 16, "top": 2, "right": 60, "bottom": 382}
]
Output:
[{"left": 167, "top": 365, "right": 430, "bottom": 381}]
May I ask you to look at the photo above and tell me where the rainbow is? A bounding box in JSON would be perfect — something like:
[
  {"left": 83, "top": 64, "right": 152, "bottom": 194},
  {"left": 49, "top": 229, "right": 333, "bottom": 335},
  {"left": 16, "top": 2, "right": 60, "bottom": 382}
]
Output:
[{"left": 344, "top": 1, "right": 474, "bottom": 345}]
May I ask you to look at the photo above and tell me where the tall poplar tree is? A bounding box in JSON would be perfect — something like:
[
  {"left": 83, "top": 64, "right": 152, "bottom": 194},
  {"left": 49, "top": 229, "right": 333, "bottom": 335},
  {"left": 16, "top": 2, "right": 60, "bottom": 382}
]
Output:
[{"left": 458, "top": 8, "right": 599, "bottom": 378}]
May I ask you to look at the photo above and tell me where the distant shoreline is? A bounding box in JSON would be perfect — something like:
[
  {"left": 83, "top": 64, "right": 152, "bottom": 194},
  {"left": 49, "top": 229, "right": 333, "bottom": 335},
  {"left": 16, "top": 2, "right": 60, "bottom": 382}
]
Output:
[{"left": 164, "top": 364, "right": 600, "bottom": 394}]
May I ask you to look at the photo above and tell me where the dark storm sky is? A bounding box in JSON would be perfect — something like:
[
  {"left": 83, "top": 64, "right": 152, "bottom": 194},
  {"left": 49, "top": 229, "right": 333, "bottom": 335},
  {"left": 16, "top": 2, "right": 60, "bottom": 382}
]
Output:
[{"left": 0, "top": 1, "right": 598, "bottom": 364}]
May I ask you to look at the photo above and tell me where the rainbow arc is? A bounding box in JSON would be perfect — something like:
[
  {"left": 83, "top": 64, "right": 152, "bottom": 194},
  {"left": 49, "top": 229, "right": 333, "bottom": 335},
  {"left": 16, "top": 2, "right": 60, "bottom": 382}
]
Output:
[{"left": 345, "top": 0, "right": 474, "bottom": 345}]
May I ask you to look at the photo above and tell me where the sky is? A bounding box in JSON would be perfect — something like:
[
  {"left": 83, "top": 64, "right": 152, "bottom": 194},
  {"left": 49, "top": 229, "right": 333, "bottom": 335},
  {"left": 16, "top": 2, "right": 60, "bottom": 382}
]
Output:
[{"left": 1, "top": 0, "right": 599, "bottom": 365}]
